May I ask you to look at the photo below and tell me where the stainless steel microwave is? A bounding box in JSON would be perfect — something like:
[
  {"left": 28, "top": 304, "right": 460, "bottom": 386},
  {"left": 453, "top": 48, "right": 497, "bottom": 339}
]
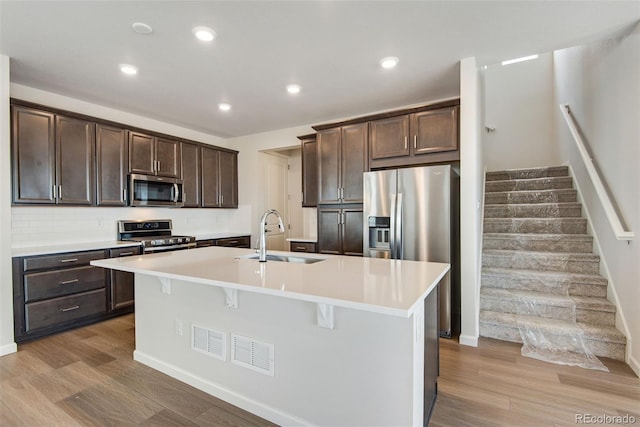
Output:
[{"left": 128, "top": 174, "right": 184, "bottom": 207}]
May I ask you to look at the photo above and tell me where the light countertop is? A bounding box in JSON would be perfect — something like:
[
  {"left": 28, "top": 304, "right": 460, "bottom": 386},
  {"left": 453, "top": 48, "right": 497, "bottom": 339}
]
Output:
[
  {"left": 12, "top": 240, "right": 142, "bottom": 257},
  {"left": 12, "top": 232, "right": 252, "bottom": 257},
  {"left": 194, "top": 232, "right": 251, "bottom": 240},
  {"left": 286, "top": 237, "right": 317, "bottom": 243},
  {"left": 92, "top": 246, "right": 449, "bottom": 318}
]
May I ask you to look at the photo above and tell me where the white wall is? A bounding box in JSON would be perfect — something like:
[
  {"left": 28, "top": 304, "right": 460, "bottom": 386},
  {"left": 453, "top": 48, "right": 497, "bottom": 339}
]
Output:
[
  {"left": 484, "top": 52, "right": 559, "bottom": 171},
  {"left": 11, "top": 206, "right": 250, "bottom": 248},
  {"left": 553, "top": 22, "right": 640, "bottom": 375},
  {"left": 228, "top": 125, "right": 315, "bottom": 242},
  {"left": 458, "top": 57, "right": 484, "bottom": 347},
  {"left": 0, "top": 56, "right": 16, "bottom": 355}
]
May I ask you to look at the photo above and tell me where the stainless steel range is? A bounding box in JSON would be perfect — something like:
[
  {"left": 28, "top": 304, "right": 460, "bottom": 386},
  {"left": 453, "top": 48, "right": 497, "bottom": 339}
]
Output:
[{"left": 118, "top": 219, "right": 196, "bottom": 253}]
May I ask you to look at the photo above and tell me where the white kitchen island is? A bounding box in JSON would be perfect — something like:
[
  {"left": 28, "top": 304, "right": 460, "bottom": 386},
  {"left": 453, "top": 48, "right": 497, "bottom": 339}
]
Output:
[{"left": 92, "top": 247, "right": 449, "bottom": 426}]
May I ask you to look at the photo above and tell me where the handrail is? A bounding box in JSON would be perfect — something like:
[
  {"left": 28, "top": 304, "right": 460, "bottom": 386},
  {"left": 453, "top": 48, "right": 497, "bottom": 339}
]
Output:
[{"left": 560, "top": 104, "right": 634, "bottom": 241}]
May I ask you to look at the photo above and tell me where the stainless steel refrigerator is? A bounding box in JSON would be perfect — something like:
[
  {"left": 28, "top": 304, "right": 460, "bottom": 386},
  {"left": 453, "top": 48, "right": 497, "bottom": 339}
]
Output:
[{"left": 363, "top": 164, "right": 460, "bottom": 338}]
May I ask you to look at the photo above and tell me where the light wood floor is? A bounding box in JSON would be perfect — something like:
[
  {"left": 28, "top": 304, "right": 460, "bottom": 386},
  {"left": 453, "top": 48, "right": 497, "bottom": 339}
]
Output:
[
  {"left": 1, "top": 315, "right": 638, "bottom": 426},
  {"left": 431, "top": 337, "right": 640, "bottom": 427}
]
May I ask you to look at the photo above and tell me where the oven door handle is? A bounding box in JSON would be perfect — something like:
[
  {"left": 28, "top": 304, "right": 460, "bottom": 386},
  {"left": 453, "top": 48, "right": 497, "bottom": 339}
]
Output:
[{"left": 143, "top": 242, "right": 196, "bottom": 253}]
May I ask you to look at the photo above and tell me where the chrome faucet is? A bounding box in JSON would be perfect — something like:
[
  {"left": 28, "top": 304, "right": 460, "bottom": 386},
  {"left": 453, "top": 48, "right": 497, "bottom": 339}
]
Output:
[{"left": 258, "top": 209, "right": 285, "bottom": 262}]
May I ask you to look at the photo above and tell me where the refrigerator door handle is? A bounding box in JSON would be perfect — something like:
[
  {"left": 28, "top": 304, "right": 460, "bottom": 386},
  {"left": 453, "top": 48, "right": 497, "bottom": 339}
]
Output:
[
  {"left": 396, "top": 192, "right": 404, "bottom": 260},
  {"left": 390, "top": 193, "right": 397, "bottom": 259}
]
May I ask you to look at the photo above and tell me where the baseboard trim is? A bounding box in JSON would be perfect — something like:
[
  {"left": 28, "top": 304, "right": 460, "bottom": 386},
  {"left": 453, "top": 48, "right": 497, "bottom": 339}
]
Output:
[
  {"left": 133, "top": 350, "right": 310, "bottom": 426},
  {"left": 628, "top": 352, "right": 640, "bottom": 378},
  {"left": 459, "top": 334, "right": 478, "bottom": 347},
  {"left": 0, "top": 342, "right": 17, "bottom": 356}
]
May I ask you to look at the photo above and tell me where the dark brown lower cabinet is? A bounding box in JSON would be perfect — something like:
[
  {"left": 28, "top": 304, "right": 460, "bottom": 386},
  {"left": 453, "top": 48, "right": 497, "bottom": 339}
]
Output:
[
  {"left": 13, "top": 245, "right": 141, "bottom": 343},
  {"left": 289, "top": 241, "right": 317, "bottom": 253},
  {"left": 196, "top": 236, "right": 251, "bottom": 248},
  {"left": 109, "top": 246, "right": 141, "bottom": 310},
  {"left": 317, "top": 205, "right": 363, "bottom": 256}
]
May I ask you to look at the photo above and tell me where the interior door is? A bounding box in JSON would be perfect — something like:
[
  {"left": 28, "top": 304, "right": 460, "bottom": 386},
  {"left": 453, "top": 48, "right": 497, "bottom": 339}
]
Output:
[{"left": 263, "top": 153, "right": 289, "bottom": 250}]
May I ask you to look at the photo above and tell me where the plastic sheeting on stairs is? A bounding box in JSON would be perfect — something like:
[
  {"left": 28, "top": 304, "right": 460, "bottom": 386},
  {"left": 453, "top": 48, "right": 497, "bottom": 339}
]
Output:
[{"left": 512, "top": 293, "right": 609, "bottom": 372}]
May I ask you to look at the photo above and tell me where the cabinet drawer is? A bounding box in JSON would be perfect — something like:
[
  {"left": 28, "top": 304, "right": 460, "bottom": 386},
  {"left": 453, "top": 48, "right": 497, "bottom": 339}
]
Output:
[
  {"left": 25, "top": 289, "right": 107, "bottom": 332},
  {"left": 196, "top": 239, "right": 216, "bottom": 248},
  {"left": 290, "top": 242, "right": 317, "bottom": 253},
  {"left": 23, "top": 250, "right": 107, "bottom": 272},
  {"left": 110, "top": 246, "right": 141, "bottom": 257},
  {"left": 216, "top": 236, "right": 250, "bottom": 248},
  {"left": 24, "top": 266, "right": 106, "bottom": 302}
]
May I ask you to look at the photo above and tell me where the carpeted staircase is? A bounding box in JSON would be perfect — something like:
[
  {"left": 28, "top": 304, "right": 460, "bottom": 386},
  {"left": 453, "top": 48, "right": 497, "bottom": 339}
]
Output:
[{"left": 479, "top": 166, "right": 626, "bottom": 361}]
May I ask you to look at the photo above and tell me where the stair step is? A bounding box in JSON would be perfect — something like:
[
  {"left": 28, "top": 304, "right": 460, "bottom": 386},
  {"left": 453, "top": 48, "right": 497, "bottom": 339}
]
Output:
[
  {"left": 482, "top": 249, "right": 600, "bottom": 274},
  {"left": 480, "top": 288, "right": 615, "bottom": 326},
  {"left": 479, "top": 310, "right": 626, "bottom": 360},
  {"left": 484, "top": 202, "right": 582, "bottom": 218},
  {"left": 485, "top": 188, "right": 578, "bottom": 205},
  {"left": 484, "top": 218, "right": 587, "bottom": 234},
  {"left": 481, "top": 267, "right": 608, "bottom": 297},
  {"left": 486, "top": 176, "right": 574, "bottom": 193},
  {"left": 483, "top": 233, "right": 593, "bottom": 253},
  {"left": 486, "top": 166, "right": 569, "bottom": 182}
]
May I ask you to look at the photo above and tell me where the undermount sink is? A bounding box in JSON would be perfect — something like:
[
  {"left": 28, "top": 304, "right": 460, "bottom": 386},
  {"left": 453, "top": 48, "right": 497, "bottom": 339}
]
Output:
[{"left": 241, "top": 254, "right": 326, "bottom": 264}]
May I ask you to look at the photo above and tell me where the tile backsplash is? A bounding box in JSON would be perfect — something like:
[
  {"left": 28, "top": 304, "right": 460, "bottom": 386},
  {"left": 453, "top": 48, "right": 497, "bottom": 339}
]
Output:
[{"left": 11, "top": 205, "right": 251, "bottom": 247}]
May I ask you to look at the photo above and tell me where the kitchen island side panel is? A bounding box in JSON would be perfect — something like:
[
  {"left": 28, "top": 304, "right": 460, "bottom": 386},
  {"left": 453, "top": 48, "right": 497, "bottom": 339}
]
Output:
[{"left": 133, "top": 273, "right": 424, "bottom": 426}]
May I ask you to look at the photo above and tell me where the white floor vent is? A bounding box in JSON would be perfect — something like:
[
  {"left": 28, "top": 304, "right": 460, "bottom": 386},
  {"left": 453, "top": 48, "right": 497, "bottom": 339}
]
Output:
[
  {"left": 192, "top": 325, "right": 225, "bottom": 361},
  {"left": 231, "top": 334, "right": 274, "bottom": 376}
]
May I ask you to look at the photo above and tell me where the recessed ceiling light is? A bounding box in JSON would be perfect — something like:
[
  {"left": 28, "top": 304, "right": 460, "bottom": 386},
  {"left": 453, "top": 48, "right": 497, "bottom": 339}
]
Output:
[
  {"left": 119, "top": 64, "right": 138, "bottom": 75},
  {"left": 286, "top": 84, "right": 301, "bottom": 94},
  {"left": 501, "top": 54, "right": 539, "bottom": 66},
  {"left": 218, "top": 103, "right": 231, "bottom": 112},
  {"left": 131, "top": 22, "right": 153, "bottom": 34},
  {"left": 192, "top": 26, "right": 216, "bottom": 42},
  {"left": 380, "top": 56, "right": 399, "bottom": 69}
]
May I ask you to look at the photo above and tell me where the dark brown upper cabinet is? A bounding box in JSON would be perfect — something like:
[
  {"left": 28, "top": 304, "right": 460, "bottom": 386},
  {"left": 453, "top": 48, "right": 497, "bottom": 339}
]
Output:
[
  {"left": 299, "top": 134, "right": 317, "bottom": 207},
  {"left": 201, "top": 147, "right": 238, "bottom": 208},
  {"left": 11, "top": 105, "right": 94, "bottom": 205},
  {"left": 181, "top": 142, "right": 201, "bottom": 208},
  {"left": 369, "top": 105, "right": 459, "bottom": 168},
  {"left": 317, "top": 123, "right": 368, "bottom": 205},
  {"left": 96, "top": 124, "right": 128, "bottom": 206},
  {"left": 56, "top": 116, "right": 95, "bottom": 205},
  {"left": 129, "top": 131, "right": 181, "bottom": 178},
  {"left": 218, "top": 150, "right": 238, "bottom": 208}
]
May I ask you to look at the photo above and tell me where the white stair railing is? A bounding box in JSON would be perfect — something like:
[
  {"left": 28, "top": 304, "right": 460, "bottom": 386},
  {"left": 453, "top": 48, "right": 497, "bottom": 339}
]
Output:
[{"left": 560, "top": 104, "right": 634, "bottom": 241}]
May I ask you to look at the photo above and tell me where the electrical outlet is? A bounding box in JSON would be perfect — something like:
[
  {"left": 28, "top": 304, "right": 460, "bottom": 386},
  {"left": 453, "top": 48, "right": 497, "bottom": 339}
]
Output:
[{"left": 175, "top": 319, "right": 183, "bottom": 336}]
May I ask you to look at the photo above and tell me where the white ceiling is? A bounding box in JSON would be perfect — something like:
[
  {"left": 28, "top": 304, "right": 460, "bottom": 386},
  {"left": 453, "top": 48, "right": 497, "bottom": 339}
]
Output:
[{"left": 1, "top": 1, "right": 638, "bottom": 138}]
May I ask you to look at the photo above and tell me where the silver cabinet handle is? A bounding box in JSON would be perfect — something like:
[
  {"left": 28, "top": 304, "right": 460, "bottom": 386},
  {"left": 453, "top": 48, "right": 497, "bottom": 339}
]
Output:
[
  {"left": 123, "top": 188, "right": 127, "bottom": 203},
  {"left": 119, "top": 252, "right": 134, "bottom": 257},
  {"left": 221, "top": 195, "right": 224, "bottom": 205},
  {"left": 404, "top": 136, "right": 408, "bottom": 150},
  {"left": 60, "top": 279, "right": 79, "bottom": 285},
  {"left": 157, "top": 160, "right": 161, "bottom": 172},
  {"left": 59, "top": 258, "right": 79, "bottom": 263},
  {"left": 58, "top": 185, "right": 62, "bottom": 200},
  {"left": 52, "top": 185, "right": 57, "bottom": 200},
  {"left": 295, "top": 246, "right": 307, "bottom": 251},
  {"left": 61, "top": 305, "right": 80, "bottom": 312},
  {"left": 413, "top": 135, "right": 417, "bottom": 149}
]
